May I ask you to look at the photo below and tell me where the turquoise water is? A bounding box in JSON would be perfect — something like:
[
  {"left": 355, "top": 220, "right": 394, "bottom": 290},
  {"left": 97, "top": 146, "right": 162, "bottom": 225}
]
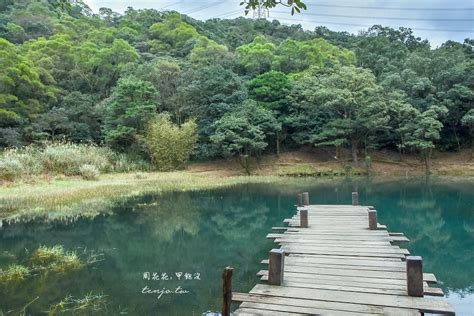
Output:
[{"left": 0, "top": 177, "right": 473, "bottom": 315}]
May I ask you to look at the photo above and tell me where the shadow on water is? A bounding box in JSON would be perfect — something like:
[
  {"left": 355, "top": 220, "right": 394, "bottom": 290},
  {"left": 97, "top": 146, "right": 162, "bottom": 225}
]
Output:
[{"left": 0, "top": 177, "right": 473, "bottom": 315}]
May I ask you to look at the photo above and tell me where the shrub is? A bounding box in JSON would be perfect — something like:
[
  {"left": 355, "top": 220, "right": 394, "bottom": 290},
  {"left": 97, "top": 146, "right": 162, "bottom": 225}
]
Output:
[
  {"left": 40, "top": 142, "right": 113, "bottom": 175},
  {"left": 0, "top": 158, "right": 23, "bottom": 181},
  {"left": 143, "top": 114, "right": 197, "bottom": 171},
  {"left": 30, "top": 245, "right": 82, "bottom": 272},
  {"left": 79, "top": 164, "right": 100, "bottom": 180},
  {"left": 0, "top": 264, "right": 30, "bottom": 282}
]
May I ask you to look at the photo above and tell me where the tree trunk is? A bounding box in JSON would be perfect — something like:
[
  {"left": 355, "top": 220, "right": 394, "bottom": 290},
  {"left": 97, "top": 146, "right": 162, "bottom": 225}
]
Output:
[
  {"left": 240, "top": 155, "right": 251, "bottom": 175},
  {"left": 276, "top": 131, "right": 280, "bottom": 157},
  {"left": 454, "top": 129, "right": 461, "bottom": 152},
  {"left": 351, "top": 139, "right": 358, "bottom": 167},
  {"left": 423, "top": 148, "right": 432, "bottom": 176}
]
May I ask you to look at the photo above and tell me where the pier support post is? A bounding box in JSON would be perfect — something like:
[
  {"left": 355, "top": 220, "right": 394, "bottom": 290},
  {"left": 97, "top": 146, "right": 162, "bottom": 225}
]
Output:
[
  {"left": 268, "top": 249, "right": 285, "bottom": 286},
  {"left": 406, "top": 256, "right": 423, "bottom": 297},
  {"left": 222, "top": 266, "right": 233, "bottom": 316},
  {"left": 297, "top": 193, "right": 303, "bottom": 207},
  {"left": 352, "top": 192, "right": 359, "bottom": 206},
  {"left": 300, "top": 209, "right": 308, "bottom": 228},
  {"left": 368, "top": 210, "right": 377, "bottom": 230},
  {"left": 302, "top": 192, "right": 309, "bottom": 205}
]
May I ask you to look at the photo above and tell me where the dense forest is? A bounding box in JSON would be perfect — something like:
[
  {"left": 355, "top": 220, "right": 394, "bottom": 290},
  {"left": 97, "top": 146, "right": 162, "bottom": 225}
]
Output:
[{"left": 1, "top": 0, "right": 473, "bottom": 174}]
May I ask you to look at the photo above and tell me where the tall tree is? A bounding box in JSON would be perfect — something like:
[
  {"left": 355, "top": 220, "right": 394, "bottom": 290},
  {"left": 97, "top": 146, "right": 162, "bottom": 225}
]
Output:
[
  {"left": 103, "top": 76, "right": 159, "bottom": 151},
  {"left": 306, "top": 66, "right": 389, "bottom": 165}
]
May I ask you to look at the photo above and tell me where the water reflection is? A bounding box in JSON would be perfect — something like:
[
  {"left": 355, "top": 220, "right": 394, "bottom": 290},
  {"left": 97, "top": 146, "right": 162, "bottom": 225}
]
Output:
[{"left": 0, "top": 177, "right": 472, "bottom": 315}]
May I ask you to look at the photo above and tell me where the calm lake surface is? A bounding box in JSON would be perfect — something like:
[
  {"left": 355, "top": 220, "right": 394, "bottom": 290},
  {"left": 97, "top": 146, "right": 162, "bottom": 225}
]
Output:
[{"left": 0, "top": 177, "right": 473, "bottom": 315}]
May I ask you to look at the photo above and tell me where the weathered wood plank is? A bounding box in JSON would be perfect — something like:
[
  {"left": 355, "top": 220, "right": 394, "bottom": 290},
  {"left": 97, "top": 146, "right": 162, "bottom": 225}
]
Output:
[
  {"left": 233, "top": 292, "right": 420, "bottom": 315},
  {"left": 288, "top": 253, "right": 403, "bottom": 262},
  {"left": 239, "top": 302, "right": 417, "bottom": 316},
  {"left": 280, "top": 246, "right": 408, "bottom": 259},
  {"left": 261, "top": 259, "right": 406, "bottom": 272},
  {"left": 249, "top": 284, "right": 454, "bottom": 314}
]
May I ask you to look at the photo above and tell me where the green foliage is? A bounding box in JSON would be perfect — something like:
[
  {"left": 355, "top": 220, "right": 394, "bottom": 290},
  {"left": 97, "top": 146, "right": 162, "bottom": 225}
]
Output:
[
  {"left": 104, "top": 77, "right": 160, "bottom": 151},
  {"left": 0, "top": 2, "right": 471, "bottom": 170},
  {"left": 0, "top": 264, "right": 30, "bottom": 282},
  {"left": 235, "top": 36, "right": 276, "bottom": 76},
  {"left": 149, "top": 13, "right": 199, "bottom": 53},
  {"left": 0, "top": 143, "right": 114, "bottom": 181},
  {"left": 211, "top": 100, "right": 280, "bottom": 174},
  {"left": 303, "top": 66, "right": 389, "bottom": 165},
  {"left": 143, "top": 114, "right": 197, "bottom": 171},
  {"left": 30, "top": 245, "right": 82, "bottom": 272}
]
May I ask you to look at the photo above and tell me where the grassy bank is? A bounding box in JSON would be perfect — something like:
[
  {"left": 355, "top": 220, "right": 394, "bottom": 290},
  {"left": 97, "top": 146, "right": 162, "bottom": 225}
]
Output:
[
  {"left": 0, "top": 172, "right": 292, "bottom": 225},
  {"left": 1, "top": 148, "right": 473, "bottom": 225}
]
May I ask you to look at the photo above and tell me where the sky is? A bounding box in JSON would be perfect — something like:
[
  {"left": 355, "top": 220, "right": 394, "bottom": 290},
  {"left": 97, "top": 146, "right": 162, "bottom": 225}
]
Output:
[{"left": 83, "top": 0, "right": 473, "bottom": 47}]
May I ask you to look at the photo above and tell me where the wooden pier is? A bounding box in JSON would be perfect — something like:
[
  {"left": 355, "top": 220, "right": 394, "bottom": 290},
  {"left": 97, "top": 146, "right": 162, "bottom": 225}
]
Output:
[{"left": 223, "top": 192, "right": 454, "bottom": 316}]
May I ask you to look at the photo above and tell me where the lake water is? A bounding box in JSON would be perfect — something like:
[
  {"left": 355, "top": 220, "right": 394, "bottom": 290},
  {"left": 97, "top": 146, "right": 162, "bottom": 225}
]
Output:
[{"left": 0, "top": 177, "right": 473, "bottom": 315}]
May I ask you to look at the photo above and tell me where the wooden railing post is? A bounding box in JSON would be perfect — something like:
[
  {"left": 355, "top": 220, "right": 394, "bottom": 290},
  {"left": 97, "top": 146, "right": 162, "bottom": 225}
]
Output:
[
  {"left": 296, "top": 193, "right": 303, "bottom": 207},
  {"left": 368, "top": 209, "right": 377, "bottom": 230},
  {"left": 406, "top": 256, "right": 423, "bottom": 297},
  {"left": 302, "top": 192, "right": 309, "bottom": 205},
  {"left": 352, "top": 192, "right": 359, "bottom": 206},
  {"left": 222, "top": 266, "right": 233, "bottom": 316},
  {"left": 300, "top": 209, "right": 308, "bottom": 228},
  {"left": 268, "top": 249, "right": 285, "bottom": 286}
]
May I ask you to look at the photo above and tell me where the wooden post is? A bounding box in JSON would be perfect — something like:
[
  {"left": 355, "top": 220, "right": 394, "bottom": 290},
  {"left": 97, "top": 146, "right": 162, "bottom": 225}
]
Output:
[
  {"left": 268, "top": 249, "right": 285, "bottom": 286},
  {"left": 368, "top": 209, "right": 377, "bottom": 230},
  {"left": 222, "top": 266, "right": 233, "bottom": 316},
  {"left": 302, "top": 192, "right": 309, "bottom": 205},
  {"left": 296, "top": 193, "right": 303, "bottom": 207},
  {"left": 352, "top": 192, "right": 359, "bottom": 206},
  {"left": 300, "top": 209, "right": 308, "bottom": 228},
  {"left": 406, "top": 256, "right": 423, "bottom": 297}
]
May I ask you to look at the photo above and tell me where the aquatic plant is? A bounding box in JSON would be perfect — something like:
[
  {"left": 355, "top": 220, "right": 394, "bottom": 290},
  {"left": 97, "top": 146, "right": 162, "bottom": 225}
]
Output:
[
  {"left": 0, "top": 264, "right": 30, "bottom": 282},
  {"left": 30, "top": 245, "right": 83, "bottom": 272},
  {"left": 47, "top": 292, "right": 107, "bottom": 314}
]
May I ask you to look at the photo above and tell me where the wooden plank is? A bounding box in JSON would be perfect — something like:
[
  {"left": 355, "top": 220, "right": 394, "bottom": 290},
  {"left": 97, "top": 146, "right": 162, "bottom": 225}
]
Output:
[
  {"left": 423, "top": 273, "right": 437, "bottom": 284},
  {"left": 288, "top": 253, "right": 404, "bottom": 262},
  {"left": 391, "top": 236, "right": 410, "bottom": 242},
  {"left": 235, "top": 307, "right": 304, "bottom": 315},
  {"left": 261, "top": 264, "right": 408, "bottom": 280},
  {"left": 274, "top": 280, "right": 408, "bottom": 296},
  {"left": 239, "top": 302, "right": 407, "bottom": 316},
  {"left": 258, "top": 270, "right": 410, "bottom": 287},
  {"left": 233, "top": 292, "right": 420, "bottom": 315},
  {"left": 275, "top": 238, "right": 392, "bottom": 246},
  {"left": 261, "top": 274, "right": 409, "bottom": 291},
  {"left": 280, "top": 244, "right": 410, "bottom": 255},
  {"left": 277, "top": 240, "right": 397, "bottom": 248},
  {"left": 249, "top": 284, "right": 454, "bottom": 315},
  {"left": 258, "top": 266, "right": 436, "bottom": 284},
  {"left": 261, "top": 259, "right": 406, "bottom": 272},
  {"left": 280, "top": 247, "right": 408, "bottom": 259}
]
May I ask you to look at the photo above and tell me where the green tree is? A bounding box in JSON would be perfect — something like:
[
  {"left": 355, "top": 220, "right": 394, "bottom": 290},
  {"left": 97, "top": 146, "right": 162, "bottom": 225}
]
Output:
[
  {"left": 143, "top": 114, "right": 197, "bottom": 171},
  {"left": 0, "top": 38, "right": 57, "bottom": 139},
  {"left": 211, "top": 100, "right": 280, "bottom": 174},
  {"left": 247, "top": 70, "right": 293, "bottom": 154},
  {"left": 188, "top": 36, "right": 232, "bottom": 67},
  {"left": 148, "top": 13, "right": 199, "bottom": 53},
  {"left": 235, "top": 36, "right": 275, "bottom": 76},
  {"left": 406, "top": 107, "right": 447, "bottom": 175},
  {"left": 103, "top": 77, "right": 159, "bottom": 151},
  {"left": 461, "top": 109, "right": 474, "bottom": 159},
  {"left": 178, "top": 65, "right": 247, "bottom": 158},
  {"left": 307, "top": 66, "right": 389, "bottom": 165}
]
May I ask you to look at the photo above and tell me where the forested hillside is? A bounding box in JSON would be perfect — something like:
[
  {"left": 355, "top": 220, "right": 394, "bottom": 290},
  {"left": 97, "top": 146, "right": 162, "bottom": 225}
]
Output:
[{"left": 1, "top": 0, "right": 473, "bottom": 173}]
